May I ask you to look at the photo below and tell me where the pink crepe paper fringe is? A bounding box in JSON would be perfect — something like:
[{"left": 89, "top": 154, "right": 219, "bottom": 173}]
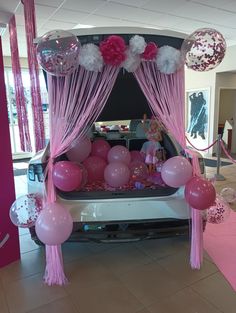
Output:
[
  {"left": 44, "top": 245, "right": 68, "bottom": 286},
  {"left": 190, "top": 153, "right": 203, "bottom": 269},
  {"left": 134, "top": 63, "right": 203, "bottom": 269}
]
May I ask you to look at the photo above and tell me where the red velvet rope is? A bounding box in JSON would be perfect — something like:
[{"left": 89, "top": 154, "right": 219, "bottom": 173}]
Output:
[
  {"left": 220, "top": 140, "right": 236, "bottom": 164},
  {"left": 185, "top": 136, "right": 218, "bottom": 151}
]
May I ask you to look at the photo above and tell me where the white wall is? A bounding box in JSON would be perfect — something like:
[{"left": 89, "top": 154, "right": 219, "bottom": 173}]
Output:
[
  {"left": 185, "top": 44, "right": 236, "bottom": 155},
  {"left": 219, "top": 89, "right": 236, "bottom": 124}
]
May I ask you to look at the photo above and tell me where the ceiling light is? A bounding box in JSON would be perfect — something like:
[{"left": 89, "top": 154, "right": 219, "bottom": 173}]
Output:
[{"left": 73, "top": 24, "right": 95, "bottom": 29}]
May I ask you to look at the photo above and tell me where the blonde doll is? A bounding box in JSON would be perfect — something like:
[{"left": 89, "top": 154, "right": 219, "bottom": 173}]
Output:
[{"left": 141, "top": 115, "right": 163, "bottom": 173}]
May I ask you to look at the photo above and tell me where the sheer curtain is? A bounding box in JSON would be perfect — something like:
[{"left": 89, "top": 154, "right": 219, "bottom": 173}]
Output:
[
  {"left": 134, "top": 61, "right": 203, "bottom": 269},
  {"left": 45, "top": 65, "right": 119, "bottom": 285}
]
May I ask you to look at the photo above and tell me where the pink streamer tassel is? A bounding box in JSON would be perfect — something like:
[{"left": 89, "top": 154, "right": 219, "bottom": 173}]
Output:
[
  {"left": 190, "top": 153, "right": 204, "bottom": 269},
  {"left": 44, "top": 245, "right": 68, "bottom": 286},
  {"left": 190, "top": 209, "right": 203, "bottom": 269}
]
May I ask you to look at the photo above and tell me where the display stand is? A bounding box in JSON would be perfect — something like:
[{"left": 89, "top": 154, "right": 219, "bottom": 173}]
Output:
[{"left": 0, "top": 36, "right": 20, "bottom": 267}]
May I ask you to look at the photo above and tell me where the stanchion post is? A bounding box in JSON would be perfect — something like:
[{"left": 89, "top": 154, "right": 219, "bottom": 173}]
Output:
[{"left": 214, "top": 134, "right": 225, "bottom": 181}]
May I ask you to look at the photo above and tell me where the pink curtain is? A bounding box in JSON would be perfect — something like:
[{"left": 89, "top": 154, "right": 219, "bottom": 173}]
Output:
[
  {"left": 134, "top": 61, "right": 203, "bottom": 269},
  {"left": 9, "top": 15, "right": 32, "bottom": 152},
  {"left": 45, "top": 65, "right": 119, "bottom": 285},
  {"left": 23, "top": 0, "right": 45, "bottom": 151}
]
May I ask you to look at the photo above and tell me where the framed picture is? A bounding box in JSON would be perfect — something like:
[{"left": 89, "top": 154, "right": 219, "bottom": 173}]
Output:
[{"left": 185, "top": 88, "right": 210, "bottom": 149}]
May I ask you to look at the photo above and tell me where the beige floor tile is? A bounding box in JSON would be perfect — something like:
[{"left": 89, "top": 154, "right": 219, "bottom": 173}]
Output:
[
  {"left": 119, "top": 262, "right": 185, "bottom": 306},
  {"left": 86, "top": 242, "right": 122, "bottom": 254},
  {"left": 203, "top": 250, "right": 214, "bottom": 264},
  {"left": 135, "top": 236, "right": 189, "bottom": 260},
  {"left": 147, "top": 287, "right": 222, "bottom": 313},
  {"left": 4, "top": 273, "right": 66, "bottom": 313},
  {"left": 135, "top": 309, "right": 151, "bottom": 313},
  {"left": 64, "top": 256, "right": 118, "bottom": 293},
  {"left": 94, "top": 243, "right": 153, "bottom": 275},
  {"left": 27, "top": 297, "right": 79, "bottom": 313},
  {"left": 62, "top": 242, "right": 92, "bottom": 263},
  {"left": 192, "top": 272, "right": 236, "bottom": 313},
  {"left": 0, "top": 249, "right": 45, "bottom": 286},
  {"left": 68, "top": 279, "right": 144, "bottom": 313},
  {"left": 0, "top": 281, "right": 9, "bottom": 313},
  {"left": 157, "top": 250, "right": 218, "bottom": 286}
]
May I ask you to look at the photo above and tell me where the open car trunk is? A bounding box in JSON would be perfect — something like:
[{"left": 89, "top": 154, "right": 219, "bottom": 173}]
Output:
[{"left": 57, "top": 132, "right": 180, "bottom": 200}]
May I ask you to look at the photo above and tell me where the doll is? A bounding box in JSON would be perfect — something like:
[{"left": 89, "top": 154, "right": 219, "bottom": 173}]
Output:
[{"left": 141, "top": 115, "right": 163, "bottom": 173}]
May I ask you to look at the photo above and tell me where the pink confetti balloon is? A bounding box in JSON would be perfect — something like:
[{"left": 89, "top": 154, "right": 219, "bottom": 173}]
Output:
[
  {"left": 206, "top": 194, "right": 231, "bottom": 224},
  {"left": 36, "top": 30, "right": 80, "bottom": 76},
  {"left": 9, "top": 193, "right": 43, "bottom": 228},
  {"left": 181, "top": 28, "right": 226, "bottom": 72},
  {"left": 129, "top": 161, "right": 148, "bottom": 182},
  {"left": 220, "top": 187, "right": 236, "bottom": 203},
  {"left": 35, "top": 202, "right": 73, "bottom": 245}
]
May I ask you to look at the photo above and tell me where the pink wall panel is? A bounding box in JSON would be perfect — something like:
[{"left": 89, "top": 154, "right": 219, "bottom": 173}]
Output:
[{"left": 0, "top": 36, "right": 20, "bottom": 267}]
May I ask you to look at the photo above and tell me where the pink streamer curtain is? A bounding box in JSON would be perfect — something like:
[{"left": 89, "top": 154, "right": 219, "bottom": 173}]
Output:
[
  {"left": 134, "top": 61, "right": 203, "bottom": 269},
  {"left": 9, "top": 15, "right": 32, "bottom": 152},
  {"left": 45, "top": 65, "right": 119, "bottom": 285},
  {"left": 23, "top": 0, "right": 45, "bottom": 151}
]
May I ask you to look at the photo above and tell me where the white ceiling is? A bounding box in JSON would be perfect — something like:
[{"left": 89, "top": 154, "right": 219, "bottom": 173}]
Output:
[{"left": 1, "top": 0, "right": 236, "bottom": 57}]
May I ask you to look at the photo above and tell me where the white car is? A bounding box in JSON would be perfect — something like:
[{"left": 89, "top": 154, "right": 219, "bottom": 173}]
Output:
[
  {"left": 29, "top": 27, "right": 205, "bottom": 244},
  {"left": 28, "top": 132, "right": 205, "bottom": 244}
]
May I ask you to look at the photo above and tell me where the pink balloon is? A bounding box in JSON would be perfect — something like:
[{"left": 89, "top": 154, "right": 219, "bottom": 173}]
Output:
[
  {"left": 185, "top": 177, "right": 216, "bottom": 210},
  {"left": 130, "top": 150, "right": 144, "bottom": 162},
  {"left": 91, "top": 139, "right": 111, "bottom": 161},
  {"left": 66, "top": 137, "right": 92, "bottom": 163},
  {"left": 52, "top": 161, "right": 82, "bottom": 192},
  {"left": 104, "top": 162, "right": 130, "bottom": 187},
  {"left": 35, "top": 202, "right": 73, "bottom": 245},
  {"left": 9, "top": 193, "right": 43, "bottom": 228},
  {"left": 206, "top": 194, "right": 231, "bottom": 224},
  {"left": 161, "top": 156, "right": 192, "bottom": 188},
  {"left": 83, "top": 156, "right": 107, "bottom": 183},
  {"left": 75, "top": 163, "right": 88, "bottom": 190},
  {"left": 108, "top": 145, "right": 131, "bottom": 165},
  {"left": 130, "top": 161, "right": 148, "bottom": 182}
]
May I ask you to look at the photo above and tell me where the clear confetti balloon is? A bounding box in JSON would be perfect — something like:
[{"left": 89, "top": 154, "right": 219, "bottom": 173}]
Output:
[
  {"left": 220, "top": 187, "right": 236, "bottom": 203},
  {"left": 181, "top": 28, "right": 226, "bottom": 72},
  {"left": 206, "top": 194, "right": 231, "bottom": 224},
  {"left": 9, "top": 194, "right": 43, "bottom": 228},
  {"left": 36, "top": 29, "right": 80, "bottom": 76}
]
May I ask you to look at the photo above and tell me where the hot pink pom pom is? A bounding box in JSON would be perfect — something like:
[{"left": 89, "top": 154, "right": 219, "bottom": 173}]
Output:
[
  {"left": 141, "top": 42, "right": 158, "bottom": 60},
  {"left": 99, "top": 35, "right": 126, "bottom": 66}
]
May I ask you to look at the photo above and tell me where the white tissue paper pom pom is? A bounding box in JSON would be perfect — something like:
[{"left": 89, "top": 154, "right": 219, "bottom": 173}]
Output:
[
  {"left": 156, "top": 46, "right": 181, "bottom": 74},
  {"left": 129, "top": 35, "right": 147, "bottom": 55},
  {"left": 122, "top": 49, "right": 141, "bottom": 72},
  {"left": 79, "top": 43, "right": 104, "bottom": 71}
]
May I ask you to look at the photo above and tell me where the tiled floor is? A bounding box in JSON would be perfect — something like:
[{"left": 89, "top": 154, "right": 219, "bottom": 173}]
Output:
[{"left": 0, "top": 162, "right": 235, "bottom": 312}]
